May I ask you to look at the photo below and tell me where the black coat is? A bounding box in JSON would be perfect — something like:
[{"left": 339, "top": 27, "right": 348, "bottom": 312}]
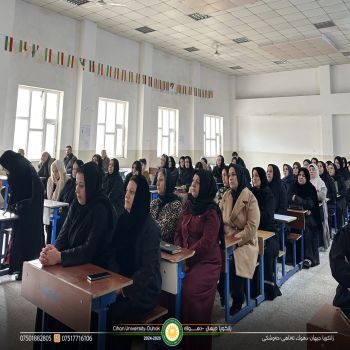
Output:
[
  {"left": 330, "top": 225, "right": 350, "bottom": 318},
  {"left": 320, "top": 173, "right": 337, "bottom": 205},
  {"left": 56, "top": 178, "right": 76, "bottom": 234},
  {"left": 252, "top": 186, "right": 275, "bottom": 232},
  {"left": 177, "top": 168, "right": 195, "bottom": 187},
  {"left": 55, "top": 197, "right": 117, "bottom": 268},
  {"left": 103, "top": 173, "right": 124, "bottom": 216},
  {"left": 0, "top": 151, "right": 45, "bottom": 274},
  {"left": 269, "top": 182, "right": 287, "bottom": 215},
  {"left": 111, "top": 214, "right": 161, "bottom": 313},
  {"left": 213, "top": 165, "right": 223, "bottom": 184}
]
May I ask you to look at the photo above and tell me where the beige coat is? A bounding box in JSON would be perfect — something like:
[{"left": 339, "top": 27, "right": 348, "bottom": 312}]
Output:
[{"left": 220, "top": 187, "right": 260, "bottom": 279}]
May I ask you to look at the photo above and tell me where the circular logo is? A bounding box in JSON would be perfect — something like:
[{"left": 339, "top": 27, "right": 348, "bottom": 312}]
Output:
[{"left": 161, "top": 318, "right": 183, "bottom": 347}]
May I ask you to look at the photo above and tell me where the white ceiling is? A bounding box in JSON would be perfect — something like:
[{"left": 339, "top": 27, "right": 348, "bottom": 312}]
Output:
[{"left": 22, "top": 0, "right": 350, "bottom": 75}]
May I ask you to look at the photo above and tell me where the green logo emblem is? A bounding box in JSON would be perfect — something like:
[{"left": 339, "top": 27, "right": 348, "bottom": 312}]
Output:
[{"left": 161, "top": 318, "right": 183, "bottom": 347}]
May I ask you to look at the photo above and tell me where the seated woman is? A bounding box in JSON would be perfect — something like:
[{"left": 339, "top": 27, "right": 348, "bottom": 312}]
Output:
[
  {"left": 47, "top": 160, "right": 69, "bottom": 201},
  {"left": 37, "top": 151, "right": 55, "bottom": 196},
  {"left": 139, "top": 158, "right": 151, "bottom": 185},
  {"left": 303, "top": 159, "right": 311, "bottom": 168},
  {"left": 268, "top": 164, "right": 287, "bottom": 215},
  {"left": 328, "top": 162, "right": 347, "bottom": 229},
  {"left": 40, "top": 161, "right": 117, "bottom": 268},
  {"left": 0, "top": 150, "right": 45, "bottom": 280},
  {"left": 175, "top": 169, "right": 223, "bottom": 350},
  {"left": 107, "top": 175, "right": 161, "bottom": 349},
  {"left": 56, "top": 159, "right": 84, "bottom": 234},
  {"left": 330, "top": 224, "right": 350, "bottom": 319},
  {"left": 293, "top": 162, "right": 301, "bottom": 180},
  {"left": 282, "top": 164, "right": 294, "bottom": 193},
  {"left": 103, "top": 158, "right": 124, "bottom": 216},
  {"left": 168, "top": 156, "right": 179, "bottom": 183},
  {"left": 252, "top": 167, "right": 281, "bottom": 300},
  {"left": 177, "top": 156, "right": 195, "bottom": 190},
  {"left": 311, "top": 157, "right": 318, "bottom": 165},
  {"left": 150, "top": 168, "right": 182, "bottom": 243},
  {"left": 213, "top": 155, "right": 225, "bottom": 184},
  {"left": 215, "top": 165, "right": 230, "bottom": 206},
  {"left": 219, "top": 164, "right": 260, "bottom": 315},
  {"left": 288, "top": 167, "right": 321, "bottom": 268},
  {"left": 152, "top": 153, "right": 169, "bottom": 185},
  {"left": 309, "top": 163, "right": 330, "bottom": 250},
  {"left": 124, "top": 160, "right": 142, "bottom": 192}
]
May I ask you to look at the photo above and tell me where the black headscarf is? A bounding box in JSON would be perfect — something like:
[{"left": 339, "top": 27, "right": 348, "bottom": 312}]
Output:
[
  {"left": 92, "top": 154, "right": 103, "bottom": 170},
  {"left": 115, "top": 175, "right": 150, "bottom": 276},
  {"left": 161, "top": 154, "right": 169, "bottom": 169},
  {"left": 293, "top": 167, "right": 322, "bottom": 228},
  {"left": 303, "top": 159, "right": 311, "bottom": 166},
  {"left": 229, "top": 163, "right": 248, "bottom": 204},
  {"left": 168, "top": 156, "right": 176, "bottom": 172},
  {"left": 179, "top": 156, "right": 185, "bottom": 170},
  {"left": 158, "top": 168, "right": 179, "bottom": 204},
  {"left": 77, "top": 162, "right": 103, "bottom": 204},
  {"left": 59, "top": 159, "right": 84, "bottom": 204},
  {"left": 188, "top": 169, "right": 225, "bottom": 249},
  {"left": 0, "top": 150, "right": 33, "bottom": 203},
  {"left": 268, "top": 164, "right": 282, "bottom": 195},
  {"left": 282, "top": 164, "right": 294, "bottom": 185},
  {"left": 335, "top": 156, "right": 350, "bottom": 181},
  {"left": 318, "top": 161, "right": 331, "bottom": 183},
  {"left": 252, "top": 167, "right": 268, "bottom": 188},
  {"left": 109, "top": 158, "right": 120, "bottom": 175}
]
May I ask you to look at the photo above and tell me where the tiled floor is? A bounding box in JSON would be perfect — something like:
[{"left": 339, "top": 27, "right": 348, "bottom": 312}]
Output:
[{"left": 0, "top": 248, "right": 339, "bottom": 350}]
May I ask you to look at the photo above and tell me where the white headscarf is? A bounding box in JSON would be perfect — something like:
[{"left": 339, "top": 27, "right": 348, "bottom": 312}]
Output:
[
  {"left": 47, "top": 159, "right": 69, "bottom": 201},
  {"left": 309, "top": 163, "right": 327, "bottom": 201}
]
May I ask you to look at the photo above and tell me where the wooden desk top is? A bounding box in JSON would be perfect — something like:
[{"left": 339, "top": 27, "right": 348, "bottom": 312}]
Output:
[
  {"left": 161, "top": 248, "right": 195, "bottom": 263},
  {"left": 274, "top": 213, "right": 297, "bottom": 223},
  {"left": 0, "top": 210, "right": 18, "bottom": 221},
  {"left": 287, "top": 208, "right": 308, "bottom": 214},
  {"left": 44, "top": 199, "right": 69, "bottom": 209},
  {"left": 225, "top": 234, "right": 242, "bottom": 248},
  {"left": 25, "top": 260, "right": 132, "bottom": 299},
  {"left": 257, "top": 230, "right": 275, "bottom": 240}
]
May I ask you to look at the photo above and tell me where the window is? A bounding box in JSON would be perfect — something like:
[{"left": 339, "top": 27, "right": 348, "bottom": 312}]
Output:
[
  {"left": 204, "top": 114, "right": 223, "bottom": 157},
  {"left": 13, "top": 86, "right": 62, "bottom": 160},
  {"left": 96, "top": 98, "right": 128, "bottom": 158},
  {"left": 157, "top": 107, "right": 178, "bottom": 157}
]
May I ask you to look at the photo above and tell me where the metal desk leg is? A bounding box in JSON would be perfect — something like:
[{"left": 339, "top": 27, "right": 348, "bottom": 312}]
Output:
[
  {"left": 255, "top": 254, "right": 265, "bottom": 306},
  {"left": 51, "top": 208, "right": 60, "bottom": 245},
  {"left": 3, "top": 181, "right": 9, "bottom": 210},
  {"left": 300, "top": 229, "right": 304, "bottom": 268},
  {"left": 175, "top": 262, "right": 185, "bottom": 320},
  {"left": 92, "top": 292, "right": 117, "bottom": 350},
  {"left": 225, "top": 247, "right": 232, "bottom": 322},
  {"left": 280, "top": 223, "right": 286, "bottom": 277}
]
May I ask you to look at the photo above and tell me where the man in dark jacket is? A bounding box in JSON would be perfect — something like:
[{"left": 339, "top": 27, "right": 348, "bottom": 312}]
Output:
[
  {"left": 63, "top": 145, "right": 77, "bottom": 175},
  {"left": 330, "top": 225, "right": 350, "bottom": 319}
]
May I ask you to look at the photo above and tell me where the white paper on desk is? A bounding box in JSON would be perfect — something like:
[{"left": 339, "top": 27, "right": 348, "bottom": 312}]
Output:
[{"left": 43, "top": 207, "right": 50, "bottom": 225}]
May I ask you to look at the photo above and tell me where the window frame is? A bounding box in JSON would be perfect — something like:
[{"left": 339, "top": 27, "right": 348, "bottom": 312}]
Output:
[
  {"left": 203, "top": 114, "right": 223, "bottom": 157},
  {"left": 96, "top": 97, "right": 129, "bottom": 158},
  {"left": 157, "top": 106, "right": 179, "bottom": 158}
]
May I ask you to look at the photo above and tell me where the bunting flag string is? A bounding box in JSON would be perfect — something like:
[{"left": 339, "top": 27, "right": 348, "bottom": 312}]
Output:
[{"left": 2, "top": 34, "right": 213, "bottom": 99}]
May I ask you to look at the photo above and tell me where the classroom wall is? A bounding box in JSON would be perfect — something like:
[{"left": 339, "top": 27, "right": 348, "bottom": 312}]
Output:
[{"left": 0, "top": 0, "right": 232, "bottom": 168}]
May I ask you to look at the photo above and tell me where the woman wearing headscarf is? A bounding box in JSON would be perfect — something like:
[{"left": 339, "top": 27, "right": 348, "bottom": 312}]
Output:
[
  {"left": 335, "top": 156, "right": 350, "bottom": 184},
  {"left": 168, "top": 156, "right": 179, "bottom": 182},
  {"left": 92, "top": 153, "right": 105, "bottom": 181},
  {"left": 47, "top": 160, "right": 69, "bottom": 201},
  {"left": 318, "top": 161, "right": 337, "bottom": 240},
  {"left": 309, "top": 163, "right": 330, "bottom": 249},
  {"left": 152, "top": 154, "right": 169, "bottom": 185},
  {"left": 37, "top": 151, "right": 55, "bottom": 195},
  {"left": 0, "top": 150, "right": 45, "bottom": 280},
  {"left": 328, "top": 162, "right": 347, "bottom": 229},
  {"left": 293, "top": 162, "right": 301, "bottom": 180},
  {"left": 103, "top": 158, "right": 124, "bottom": 217},
  {"left": 213, "top": 155, "right": 225, "bottom": 184},
  {"left": 282, "top": 164, "right": 294, "bottom": 193},
  {"left": 108, "top": 175, "right": 161, "bottom": 349},
  {"left": 253, "top": 167, "right": 281, "bottom": 300},
  {"left": 39, "top": 161, "right": 117, "bottom": 268},
  {"left": 177, "top": 156, "right": 195, "bottom": 190},
  {"left": 219, "top": 164, "right": 260, "bottom": 315},
  {"left": 303, "top": 159, "right": 311, "bottom": 168},
  {"left": 329, "top": 224, "right": 350, "bottom": 319},
  {"left": 56, "top": 159, "right": 84, "bottom": 235},
  {"left": 311, "top": 157, "right": 318, "bottom": 165},
  {"left": 124, "top": 160, "right": 142, "bottom": 192},
  {"left": 175, "top": 169, "right": 223, "bottom": 350},
  {"left": 150, "top": 168, "right": 182, "bottom": 243},
  {"left": 288, "top": 167, "right": 321, "bottom": 268},
  {"left": 215, "top": 165, "right": 230, "bottom": 206},
  {"left": 269, "top": 164, "right": 288, "bottom": 215}
]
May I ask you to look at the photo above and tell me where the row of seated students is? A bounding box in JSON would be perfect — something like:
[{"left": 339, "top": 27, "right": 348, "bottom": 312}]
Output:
[{"left": 1, "top": 149, "right": 350, "bottom": 350}]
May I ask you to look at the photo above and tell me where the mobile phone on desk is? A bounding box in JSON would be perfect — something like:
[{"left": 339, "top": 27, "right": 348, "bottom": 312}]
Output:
[{"left": 87, "top": 271, "right": 111, "bottom": 282}]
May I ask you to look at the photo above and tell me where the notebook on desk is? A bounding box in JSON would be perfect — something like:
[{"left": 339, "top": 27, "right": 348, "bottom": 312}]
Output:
[{"left": 160, "top": 241, "right": 182, "bottom": 255}]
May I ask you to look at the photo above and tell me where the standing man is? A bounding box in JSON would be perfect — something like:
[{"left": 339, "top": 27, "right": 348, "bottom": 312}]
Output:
[
  {"left": 101, "top": 149, "right": 110, "bottom": 173},
  {"left": 63, "top": 145, "right": 77, "bottom": 175}
]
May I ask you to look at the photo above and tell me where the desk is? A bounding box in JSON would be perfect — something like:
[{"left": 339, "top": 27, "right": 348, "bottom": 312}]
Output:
[
  {"left": 0, "top": 209, "right": 18, "bottom": 276},
  {"left": 44, "top": 200, "right": 69, "bottom": 245},
  {"left": 21, "top": 260, "right": 132, "bottom": 350},
  {"left": 256, "top": 230, "right": 275, "bottom": 306},
  {"left": 160, "top": 248, "right": 195, "bottom": 320},
  {"left": 223, "top": 234, "right": 251, "bottom": 323},
  {"left": 0, "top": 175, "right": 9, "bottom": 209},
  {"left": 274, "top": 213, "right": 297, "bottom": 286}
]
